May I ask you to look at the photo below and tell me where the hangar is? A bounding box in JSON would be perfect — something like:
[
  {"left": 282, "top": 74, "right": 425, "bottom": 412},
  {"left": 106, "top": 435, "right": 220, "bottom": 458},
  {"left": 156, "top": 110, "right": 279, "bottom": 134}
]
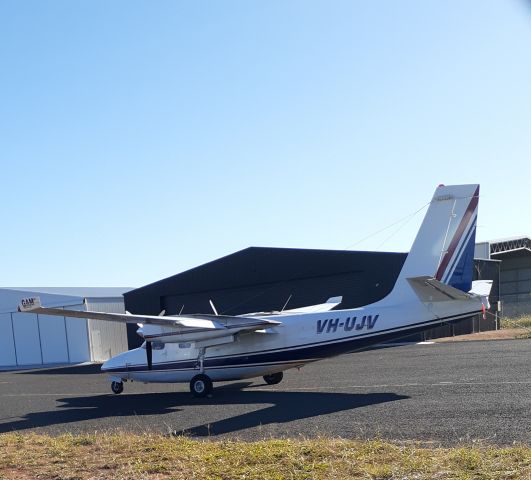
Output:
[
  {"left": 475, "top": 236, "right": 531, "bottom": 317},
  {"left": 124, "top": 247, "right": 499, "bottom": 347},
  {"left": 5, "top": 237, "right": 520, "bottom": 370},
  {"left": 0, "top": 287, "right": 130, "bottom": 369}
]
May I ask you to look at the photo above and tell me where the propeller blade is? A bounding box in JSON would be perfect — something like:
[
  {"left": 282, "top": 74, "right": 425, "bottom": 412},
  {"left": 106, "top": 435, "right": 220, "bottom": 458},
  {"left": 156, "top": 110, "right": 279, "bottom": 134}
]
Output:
[{"left": 146, "top": 341, "right": 153, "bottom": 370}]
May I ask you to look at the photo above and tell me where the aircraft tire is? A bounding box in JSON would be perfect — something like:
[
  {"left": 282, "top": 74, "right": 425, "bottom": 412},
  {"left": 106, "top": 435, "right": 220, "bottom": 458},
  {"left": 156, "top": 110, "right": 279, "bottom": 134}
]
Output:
[
  {"left": 111, "top": 381, "right": 124, "bottom": 394},
  {"left": 263, "top": 372, "right": 283, "bottom": 385},
  {"left": 190, "top": 374, "right": 213, "bottom": 398}
]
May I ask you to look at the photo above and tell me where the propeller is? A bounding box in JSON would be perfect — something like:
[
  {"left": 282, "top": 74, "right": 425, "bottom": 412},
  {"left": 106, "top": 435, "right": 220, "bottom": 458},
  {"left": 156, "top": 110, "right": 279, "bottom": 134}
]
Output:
[
  {"left": 141, "top": 309, "right": 167, "bottom": 370},
  {"left": 139, "top": 309, "right": 166, "bottom": 371}
]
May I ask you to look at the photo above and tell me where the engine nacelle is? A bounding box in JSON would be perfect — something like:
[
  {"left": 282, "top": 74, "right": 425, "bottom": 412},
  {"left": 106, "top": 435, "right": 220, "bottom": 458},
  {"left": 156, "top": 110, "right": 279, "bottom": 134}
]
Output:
[{"left": 136, "top": 323, "right": 234, "bottom": 343}]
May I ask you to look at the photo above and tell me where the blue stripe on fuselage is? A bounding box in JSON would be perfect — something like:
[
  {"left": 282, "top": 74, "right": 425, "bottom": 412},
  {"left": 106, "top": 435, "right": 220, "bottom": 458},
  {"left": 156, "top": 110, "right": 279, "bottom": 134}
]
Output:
[{"left": 104, "top": 311, "right": 479, "bottom": 374}]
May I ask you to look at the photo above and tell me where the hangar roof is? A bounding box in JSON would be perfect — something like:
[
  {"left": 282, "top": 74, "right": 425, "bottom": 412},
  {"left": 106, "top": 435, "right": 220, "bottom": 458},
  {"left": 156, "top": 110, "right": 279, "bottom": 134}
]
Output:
[
  {"left": 489, "top": 236, "right": 531, "bottom": 259},
  {"left": 12, "top": 287, "right": 133, "bottom": 298}
]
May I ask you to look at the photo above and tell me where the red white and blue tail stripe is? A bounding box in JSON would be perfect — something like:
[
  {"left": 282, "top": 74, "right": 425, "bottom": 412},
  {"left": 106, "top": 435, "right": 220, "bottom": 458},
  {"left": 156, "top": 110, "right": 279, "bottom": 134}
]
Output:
[
  {"left": 435, "top": 185, "right": 479, "bottom": 292},
  {"left": 386, "top": 184, "right": 480, "bottom": 301}
]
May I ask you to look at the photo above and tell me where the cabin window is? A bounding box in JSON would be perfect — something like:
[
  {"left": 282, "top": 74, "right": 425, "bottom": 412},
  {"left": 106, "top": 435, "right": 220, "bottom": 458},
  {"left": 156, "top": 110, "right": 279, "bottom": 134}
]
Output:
[{"left": 143, "top": 341, "right": 165, "bottom": 350}]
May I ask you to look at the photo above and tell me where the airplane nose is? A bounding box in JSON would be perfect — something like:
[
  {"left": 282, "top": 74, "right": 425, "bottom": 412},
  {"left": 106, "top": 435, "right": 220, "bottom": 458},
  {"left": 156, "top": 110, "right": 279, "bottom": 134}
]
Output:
[
  {"left": 101, "top": 349, "right": 139, "bottom": 372},
  {"left": 101, "top": 358, "right": 113, "bottom": 371},
  {"left": 101, "top": 354, "right": 124, "bottom": 372}
]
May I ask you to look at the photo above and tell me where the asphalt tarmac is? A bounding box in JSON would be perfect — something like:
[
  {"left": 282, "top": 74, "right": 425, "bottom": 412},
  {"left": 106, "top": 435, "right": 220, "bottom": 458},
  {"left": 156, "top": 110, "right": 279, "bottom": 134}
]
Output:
[{"left": 0, "top": 339, "right": 529, "bottom": 445}]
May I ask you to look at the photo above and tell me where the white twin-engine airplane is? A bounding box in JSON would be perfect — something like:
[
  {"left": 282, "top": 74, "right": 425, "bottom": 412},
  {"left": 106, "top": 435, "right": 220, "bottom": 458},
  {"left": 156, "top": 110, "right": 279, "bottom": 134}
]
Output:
[{"left": 19, "top": 184, "right": 491, "bottom": 398}]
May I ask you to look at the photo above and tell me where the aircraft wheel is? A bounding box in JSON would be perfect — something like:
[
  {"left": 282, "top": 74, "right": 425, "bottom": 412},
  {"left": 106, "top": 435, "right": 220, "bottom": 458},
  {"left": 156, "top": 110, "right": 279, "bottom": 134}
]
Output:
[
  {"left": 190, "top": 374, "right": 213, "bottom": 398},
  {"left": 263, "top": 372, "right": 283, "bottom": 385},
  {"left": 111, "top": 381, "right": 124, "bottom": 394}
]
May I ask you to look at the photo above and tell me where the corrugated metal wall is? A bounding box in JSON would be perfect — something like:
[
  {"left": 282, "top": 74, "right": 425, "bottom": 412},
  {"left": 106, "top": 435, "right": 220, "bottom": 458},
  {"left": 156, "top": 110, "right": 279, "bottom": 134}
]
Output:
[
  {"left": 0, "top": 306, "right": 90, "bottom": 367},
  {"left": 1, "top": 290, "right": 129, "bottom": 368},
  {"left": 499, "top": 256, "right": 531, "bottom": 317},
  {"left": 85, "top": 297, "right": 129, "bottom": 361}
]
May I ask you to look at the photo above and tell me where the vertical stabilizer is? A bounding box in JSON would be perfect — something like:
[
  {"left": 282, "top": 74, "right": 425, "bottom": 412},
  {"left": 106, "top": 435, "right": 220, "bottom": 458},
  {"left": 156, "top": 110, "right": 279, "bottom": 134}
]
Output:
[{"left": 386, "top": 184, "right": 479, "bottom": 300}]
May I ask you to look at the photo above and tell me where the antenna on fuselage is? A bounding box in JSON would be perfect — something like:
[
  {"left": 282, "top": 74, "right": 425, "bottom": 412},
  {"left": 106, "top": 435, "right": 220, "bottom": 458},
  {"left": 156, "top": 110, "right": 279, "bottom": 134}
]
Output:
[
  {"left": 280, "top": 294, "right": 293, "bottom": 312},
  {"left": 209, "top": 299, "right": 219, "bottom": 316}
]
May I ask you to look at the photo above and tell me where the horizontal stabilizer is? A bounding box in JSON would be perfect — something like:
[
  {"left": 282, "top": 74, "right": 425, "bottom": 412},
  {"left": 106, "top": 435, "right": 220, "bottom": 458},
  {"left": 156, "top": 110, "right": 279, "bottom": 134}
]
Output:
[
  {"left": 407, "top": 276, "right": 470, "bottom": 303},
  {"left": 469, "top": 280, "right": 493, "bottom": 297}
]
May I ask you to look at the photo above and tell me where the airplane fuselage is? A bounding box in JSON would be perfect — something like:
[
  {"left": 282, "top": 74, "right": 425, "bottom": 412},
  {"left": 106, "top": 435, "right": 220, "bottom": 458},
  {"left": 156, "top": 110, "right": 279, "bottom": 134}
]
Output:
[
  {"left": 18, "top": 184, "right": 486, "bottom": 397},
  {"left": 102, "top": 298, "right": 480, "bottom": 384}
]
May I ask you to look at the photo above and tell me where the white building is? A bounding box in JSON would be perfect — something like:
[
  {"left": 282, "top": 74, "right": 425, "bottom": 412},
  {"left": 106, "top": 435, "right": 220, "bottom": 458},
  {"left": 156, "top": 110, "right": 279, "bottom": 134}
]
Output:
[{"left": 0, "top": 287, "right": 131, "bottom": 369}]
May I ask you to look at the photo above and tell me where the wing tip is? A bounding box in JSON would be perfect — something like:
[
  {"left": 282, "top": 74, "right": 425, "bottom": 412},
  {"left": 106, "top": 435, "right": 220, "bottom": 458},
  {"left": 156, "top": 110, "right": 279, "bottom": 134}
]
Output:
[{"left": 18, "top": 296, "right": 42, "bottom": 312}]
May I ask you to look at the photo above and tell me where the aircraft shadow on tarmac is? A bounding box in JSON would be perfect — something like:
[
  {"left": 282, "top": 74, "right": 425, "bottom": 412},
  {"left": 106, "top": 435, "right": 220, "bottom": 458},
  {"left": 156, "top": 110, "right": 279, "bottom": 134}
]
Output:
[
  {"left": 0, "top": 383, "right": 408, "bottom": 437},
  {"left": 15, "top": 364, "right": 103, "bottom": 375}
]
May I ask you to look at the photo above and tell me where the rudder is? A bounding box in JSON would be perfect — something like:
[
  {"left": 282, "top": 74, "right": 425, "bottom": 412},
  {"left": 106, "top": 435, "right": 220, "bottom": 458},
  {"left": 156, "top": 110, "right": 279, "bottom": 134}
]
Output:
[{"left": 384, "top": 184, "right": 480, "bottom": 301}]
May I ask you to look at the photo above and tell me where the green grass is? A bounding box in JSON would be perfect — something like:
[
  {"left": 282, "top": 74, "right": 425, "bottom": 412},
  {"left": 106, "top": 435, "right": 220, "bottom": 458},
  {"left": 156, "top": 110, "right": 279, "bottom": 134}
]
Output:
[
  {"left": 500, "top": 316, "right": 531, "bottom": 338},
  {"left": 0, "top": 433, "right": 529, "bottom": 479},
  {"left": 500, "top": 315, "right": 531, "bottom": 329}
]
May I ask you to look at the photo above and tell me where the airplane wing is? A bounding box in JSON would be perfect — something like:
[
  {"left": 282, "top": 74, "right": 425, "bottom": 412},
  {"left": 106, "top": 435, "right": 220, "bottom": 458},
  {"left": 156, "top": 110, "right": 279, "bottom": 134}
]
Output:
[
  {"left": 407, "top": 276, "right": 471, "bottom": 302},
  {"left": 17, "top": 297, "right": 281, "bottom": 332},
  {"left": 18, "top": 297, "right": 282, "bottom": 370}
]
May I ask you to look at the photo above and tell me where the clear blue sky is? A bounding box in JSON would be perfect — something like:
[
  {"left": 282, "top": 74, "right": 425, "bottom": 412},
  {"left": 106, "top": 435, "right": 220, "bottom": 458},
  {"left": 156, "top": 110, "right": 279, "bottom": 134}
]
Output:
[{"left": 1, "top": 1, "right": 530, "bottom": 287}]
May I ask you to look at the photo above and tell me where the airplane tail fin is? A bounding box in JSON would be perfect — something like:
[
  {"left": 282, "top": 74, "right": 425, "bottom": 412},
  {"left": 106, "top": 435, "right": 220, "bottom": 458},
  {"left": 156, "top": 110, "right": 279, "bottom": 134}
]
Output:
[{"left": 384, "top": 184, "right": 479, "bottom": 302}]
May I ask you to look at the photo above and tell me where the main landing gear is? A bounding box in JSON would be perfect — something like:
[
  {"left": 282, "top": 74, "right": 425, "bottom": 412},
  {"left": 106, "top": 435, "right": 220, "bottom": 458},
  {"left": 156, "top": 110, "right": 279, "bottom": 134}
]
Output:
[
  {"left": 263, "top": 371, "right": 283, "bottom": 385},
  {"left": 189, "top": 346, "right": 214, "bottom": 398},
  {"left": 190, "top": 374, "right": 213, "bottom": 398},
  {"left": 111, "top": 381, "right": 124, "bottom": 394}
]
